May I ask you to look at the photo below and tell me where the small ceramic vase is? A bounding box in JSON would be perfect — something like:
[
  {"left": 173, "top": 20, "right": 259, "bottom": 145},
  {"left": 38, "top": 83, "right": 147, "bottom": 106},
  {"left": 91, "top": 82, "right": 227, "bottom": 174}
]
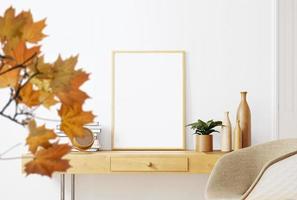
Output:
[
  {"left": 236, "top": 91, "right": 251, "bottom": 147},
  {"left": 233, "top": 120, "right": 242, "bottom": 150},
  {"left": 221, "top": 112, "right": 232, "bottom": 152}
]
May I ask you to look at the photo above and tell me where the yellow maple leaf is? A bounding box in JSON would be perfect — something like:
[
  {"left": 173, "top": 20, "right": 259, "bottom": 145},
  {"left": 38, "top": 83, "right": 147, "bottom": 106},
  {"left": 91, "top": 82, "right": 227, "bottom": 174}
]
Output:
[
  {"left": 18, "top": 10, "right": 46, "bottom": 43},
  {"left": 26, "top": 120, "right": 57, "bottom": 154},
  {"left": 38, "top": 91, "right": 58, "bottom": 108},
  {"left": 30, "top": 56, "right": 53, "bottom": 79},
  {"left": 23, "top": 20, "right": 46, "bottom": 43},
  {"left": 0, "top": 7, "right": 25, "bottom": 42},
  {"left": 19, "top": 83, "right": 41, "bottom": 107},
  {"left": 27, "top": 57, "right": 59, "bottom": 108},
  {"left": 25, "top": 144, "right": 71, "bottom": 177},
  {"left": 50, "top": 55, "right": 77, "bottom": 90},
  {"left": 31, "top": 77, "right": 52, "bottom": 92},
  {"left": 29, "top": 56, "right": 54, "bottom": 91},
  {"left": 0, "top": 8, "right": 46, "bottom": 44},
  {"left": 49, "top": 55, "right": 89, "bottom": 105},
  {"left": 58, "top": 103, "right": 95, "bottom": 139}
]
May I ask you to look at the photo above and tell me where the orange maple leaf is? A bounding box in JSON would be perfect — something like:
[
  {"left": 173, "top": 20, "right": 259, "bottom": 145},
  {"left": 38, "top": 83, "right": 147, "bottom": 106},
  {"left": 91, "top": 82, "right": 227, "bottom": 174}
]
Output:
[
  {"left": 58, "top": 104, "right": 95, "bottom": 139},
  {"left": 0, "top": 42, "right": 40, "bottom": 88},
  {"left": 8, "top": 41, "right": 40, "bottom": 65},
  {"left": 56, "top": 70, "right": 89, "bottom": 105},
  {"left": 26, "top": 120, "right": 57, "bottom": 154},
  {"left": 0, "top": 64, "right": 19, "bottom": 88},
  {"left": 25, "top": 144, "right": 72, "bottom": 177},
  {"left": 19, "top": 83, "right": 41, "bottom": 107}
]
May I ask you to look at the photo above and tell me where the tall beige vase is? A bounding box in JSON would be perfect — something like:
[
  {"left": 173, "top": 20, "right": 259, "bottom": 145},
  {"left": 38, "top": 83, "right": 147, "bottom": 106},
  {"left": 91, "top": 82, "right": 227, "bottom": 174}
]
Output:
[
  {"left": 236, "top": 91, "right": 251, "bottom": 147},
  {"left": 221, "top": 111, "right": 232, "bottom": 152},
  {"left": 234, "top": 120, "right": 242, "bottom": 150}
]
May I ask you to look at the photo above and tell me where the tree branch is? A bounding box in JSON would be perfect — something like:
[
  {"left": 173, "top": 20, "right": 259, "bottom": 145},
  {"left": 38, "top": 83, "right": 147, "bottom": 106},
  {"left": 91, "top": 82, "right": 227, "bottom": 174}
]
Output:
[
  {"left": 0, "top": 88, "right": 15, "bottom": 114},
  {"left": 0, "top": 112, "right": 26, "bottom": 126}
]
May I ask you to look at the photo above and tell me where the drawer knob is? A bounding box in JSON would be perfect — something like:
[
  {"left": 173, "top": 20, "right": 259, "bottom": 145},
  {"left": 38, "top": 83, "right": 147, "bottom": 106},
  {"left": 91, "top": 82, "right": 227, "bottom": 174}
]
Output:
[{"left": 147, "top": 162, "right": 153, "bottom": 167}]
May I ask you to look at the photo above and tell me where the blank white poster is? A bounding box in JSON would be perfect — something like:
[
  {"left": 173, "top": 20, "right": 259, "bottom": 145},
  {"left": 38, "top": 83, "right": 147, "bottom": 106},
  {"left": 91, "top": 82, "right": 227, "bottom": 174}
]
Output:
[{"left": 112, "top": 51, "right": 185, "bottom": 150}]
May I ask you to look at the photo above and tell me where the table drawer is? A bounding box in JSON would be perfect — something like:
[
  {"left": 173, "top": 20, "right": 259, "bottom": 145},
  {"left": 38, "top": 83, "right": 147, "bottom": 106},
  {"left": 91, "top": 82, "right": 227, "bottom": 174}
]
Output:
[{"left": 110, "top": 157, "right": 188, "bottom": 172}]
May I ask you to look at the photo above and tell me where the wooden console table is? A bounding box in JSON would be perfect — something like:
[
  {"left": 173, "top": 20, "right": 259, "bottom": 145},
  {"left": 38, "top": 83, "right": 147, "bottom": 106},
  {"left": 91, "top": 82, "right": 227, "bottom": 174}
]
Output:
[{"left": 22, "top": 151, "right": 225, "bottom": 200}]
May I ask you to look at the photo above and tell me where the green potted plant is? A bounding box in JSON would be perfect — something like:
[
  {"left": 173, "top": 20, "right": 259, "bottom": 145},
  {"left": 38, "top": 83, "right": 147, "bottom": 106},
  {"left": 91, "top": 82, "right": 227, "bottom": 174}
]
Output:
[{"left": 187, "top": 119, "right": 222, "bottom": 152}]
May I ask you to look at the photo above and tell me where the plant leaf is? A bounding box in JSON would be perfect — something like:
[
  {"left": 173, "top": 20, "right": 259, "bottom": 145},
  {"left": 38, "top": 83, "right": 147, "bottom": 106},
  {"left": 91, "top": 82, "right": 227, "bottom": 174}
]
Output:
[
  {"left": 204, "top": 129, "right": 219, "bottom": 134},
  {"left": 208, "top": 121, "right": 222, "bottom": 129},
  {"left": 187, "top": 119, "right": 222, "bottom": 135},
  {"left": 197, "top": 119, "right": 207, "bottom": 131}
]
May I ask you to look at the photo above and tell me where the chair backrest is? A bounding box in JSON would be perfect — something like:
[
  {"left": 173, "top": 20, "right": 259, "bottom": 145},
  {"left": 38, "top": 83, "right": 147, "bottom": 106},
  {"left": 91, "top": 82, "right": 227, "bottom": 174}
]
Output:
[{"left": 205, "top": 139, "right": 297, "bottom": 199}]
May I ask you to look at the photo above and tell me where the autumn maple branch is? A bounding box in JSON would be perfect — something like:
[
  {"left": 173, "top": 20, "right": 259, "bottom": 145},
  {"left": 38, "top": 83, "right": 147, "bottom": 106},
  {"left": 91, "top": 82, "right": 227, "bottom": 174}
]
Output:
[{"left": 0, "top": 7, "right": 95, "bottom": 177}]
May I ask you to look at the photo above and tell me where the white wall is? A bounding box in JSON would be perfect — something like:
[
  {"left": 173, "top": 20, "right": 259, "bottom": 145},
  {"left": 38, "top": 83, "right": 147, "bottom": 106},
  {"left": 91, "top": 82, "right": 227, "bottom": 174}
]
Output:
[
  {"left": 278, "top": 0, "right": 297, "bottom": 139},
  {"left": 0, "top": 0, "right": 276, "bottom": 200}
]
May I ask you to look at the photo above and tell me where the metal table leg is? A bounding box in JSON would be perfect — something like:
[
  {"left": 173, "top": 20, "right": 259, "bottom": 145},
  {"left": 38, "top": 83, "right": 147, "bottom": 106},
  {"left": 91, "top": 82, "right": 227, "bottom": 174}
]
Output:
[
  {"left": 60, "top": 174, "right": 65, "bottom": 200},
  {"left": 60, "top": 174, "right": 76, "bottom": 200},
  {"left": 71, "top": 174, "right": 75, "bottom": 200}
]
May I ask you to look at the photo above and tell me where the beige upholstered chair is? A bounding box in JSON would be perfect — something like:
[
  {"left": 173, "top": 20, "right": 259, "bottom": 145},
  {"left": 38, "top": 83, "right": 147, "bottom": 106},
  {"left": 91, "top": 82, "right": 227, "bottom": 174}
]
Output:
[{"left": 205, "top": 139, "right": 297, "bottom": 200}]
